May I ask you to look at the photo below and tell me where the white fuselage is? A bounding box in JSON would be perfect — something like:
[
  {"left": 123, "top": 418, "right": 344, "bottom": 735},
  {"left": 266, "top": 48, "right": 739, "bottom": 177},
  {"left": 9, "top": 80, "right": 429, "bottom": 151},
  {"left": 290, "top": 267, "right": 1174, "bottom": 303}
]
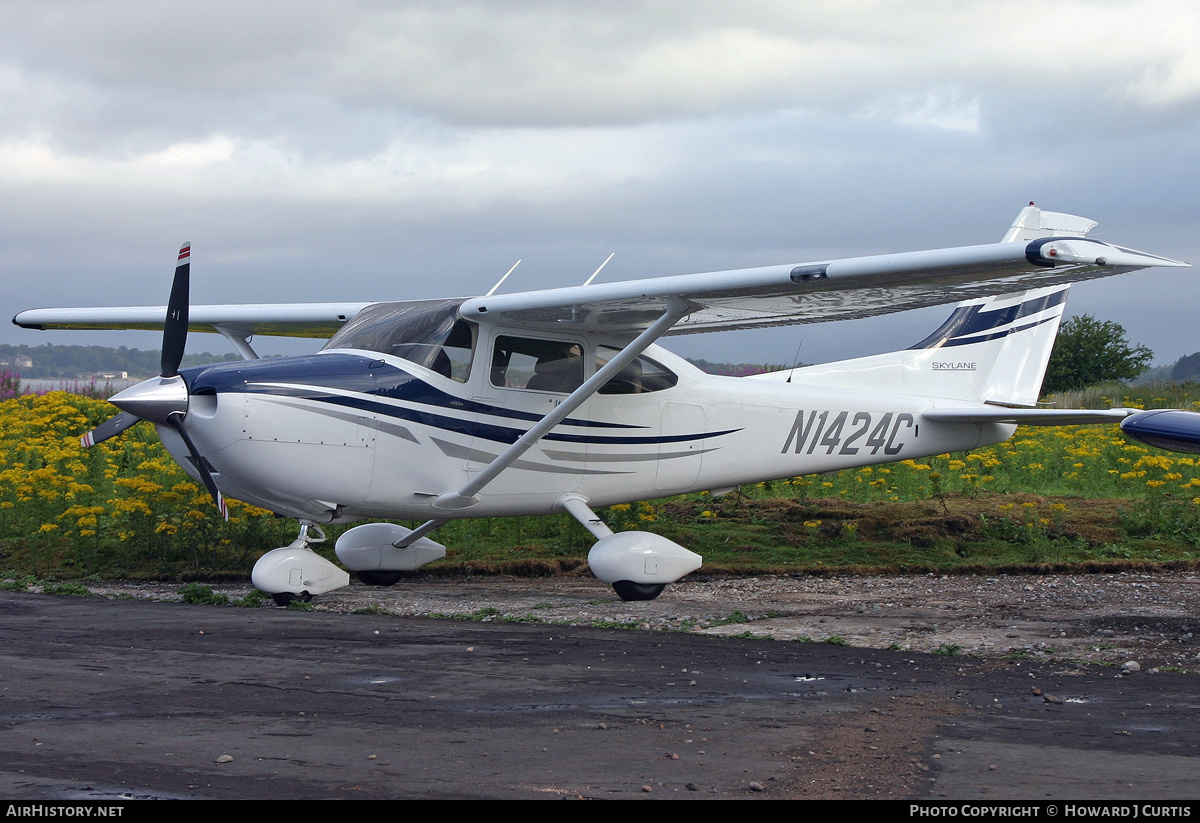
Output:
[{"left": 159, "top": 341, "right": 1013, "bottom": 524}]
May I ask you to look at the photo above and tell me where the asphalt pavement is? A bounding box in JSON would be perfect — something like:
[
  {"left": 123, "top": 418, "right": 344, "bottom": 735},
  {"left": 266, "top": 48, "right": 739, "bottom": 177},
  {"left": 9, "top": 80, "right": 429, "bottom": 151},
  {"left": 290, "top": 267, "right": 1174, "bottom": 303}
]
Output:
[{"left": 2, "top": 591, "right": 1199, "bottom": 800}]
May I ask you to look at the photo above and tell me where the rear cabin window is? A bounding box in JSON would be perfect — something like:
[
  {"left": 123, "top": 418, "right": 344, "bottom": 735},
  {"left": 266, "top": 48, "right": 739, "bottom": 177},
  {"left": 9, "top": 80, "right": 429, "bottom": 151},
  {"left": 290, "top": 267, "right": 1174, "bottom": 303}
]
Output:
[{"left": 596, "top": 347, "right": 678, "bottom": 394}]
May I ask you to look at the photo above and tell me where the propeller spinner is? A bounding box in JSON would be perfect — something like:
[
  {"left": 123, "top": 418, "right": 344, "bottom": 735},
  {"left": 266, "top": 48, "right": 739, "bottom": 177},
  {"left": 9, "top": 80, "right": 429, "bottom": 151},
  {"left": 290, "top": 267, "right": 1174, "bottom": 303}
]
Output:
[{"left": 80, "top": 243, "right": 228, "bottom": 519}]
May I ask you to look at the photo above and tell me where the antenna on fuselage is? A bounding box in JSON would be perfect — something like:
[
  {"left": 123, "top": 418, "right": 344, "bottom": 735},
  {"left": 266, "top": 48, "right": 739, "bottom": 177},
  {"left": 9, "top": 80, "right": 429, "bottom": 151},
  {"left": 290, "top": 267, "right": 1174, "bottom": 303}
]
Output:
[
  {"left": 484, "top": 260, "right": 521, "bottom": 297},
  {"left": 786, "top": 338, "right": 804, "bottom": 383},
  {"left": 582, "top": 252, "right": 615, "bottom": 286}
]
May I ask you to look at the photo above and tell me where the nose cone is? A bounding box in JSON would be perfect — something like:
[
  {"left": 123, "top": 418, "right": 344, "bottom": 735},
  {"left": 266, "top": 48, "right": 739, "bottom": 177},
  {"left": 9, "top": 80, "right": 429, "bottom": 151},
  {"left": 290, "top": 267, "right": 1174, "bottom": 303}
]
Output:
[
  {"left": 109, "top": 374, "right": 189, "bottom": 424},
  {"left": 1121, "top": 409, "right": 1200, "bottom": 455}
]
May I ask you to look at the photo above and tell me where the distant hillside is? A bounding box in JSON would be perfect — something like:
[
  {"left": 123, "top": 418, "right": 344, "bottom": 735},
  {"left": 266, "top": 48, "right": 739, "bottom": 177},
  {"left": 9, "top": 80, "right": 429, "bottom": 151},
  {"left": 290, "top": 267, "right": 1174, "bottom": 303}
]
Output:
[
  {"left": 0, "top": 344, "right": 795, "bottom": 381},
  {"left": 0, "top": 344, "right": 242, "bottom": 379},
  {"left": 1131, "top": 364, "right": 1174, "bottom": 384},
  {"left": 1170, "top": 351, "right": 1200, "bottom": 382},
  {"left": 685, "top": 358, "right": 790, "bottom": 377},
  {"left": 1123, "top": 351, "right": 1200, "bottom": 386}
]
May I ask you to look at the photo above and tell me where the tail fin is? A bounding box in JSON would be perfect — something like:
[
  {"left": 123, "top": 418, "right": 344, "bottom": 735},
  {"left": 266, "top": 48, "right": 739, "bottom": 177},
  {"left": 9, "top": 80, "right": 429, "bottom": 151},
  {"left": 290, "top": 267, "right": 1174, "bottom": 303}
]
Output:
[
  {"left": 901, "top": 284, "right": 1069, "bottom": 405},
  {"left": 765, "top": 284, "right": 1070, "bottom": 405},
  {"left": 1000, "top": 202, "right": 1097, "bottom": 243},
  {"left": 753, "top": 204, "right": 1094, "bottom": 406}
]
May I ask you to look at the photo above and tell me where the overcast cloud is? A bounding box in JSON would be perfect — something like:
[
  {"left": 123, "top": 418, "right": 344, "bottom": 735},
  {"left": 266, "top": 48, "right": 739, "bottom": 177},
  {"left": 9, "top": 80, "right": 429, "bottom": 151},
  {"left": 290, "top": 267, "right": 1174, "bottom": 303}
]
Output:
[{"left": 2, "top": 0, "right": 1197, "bottom": 367}]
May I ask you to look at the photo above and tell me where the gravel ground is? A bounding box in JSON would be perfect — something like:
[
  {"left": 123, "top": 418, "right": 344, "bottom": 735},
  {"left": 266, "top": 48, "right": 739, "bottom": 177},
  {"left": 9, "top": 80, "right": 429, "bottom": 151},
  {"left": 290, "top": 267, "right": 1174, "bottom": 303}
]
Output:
[{"left": 79, "top": 569, "right": 1200, "bottom": 670}]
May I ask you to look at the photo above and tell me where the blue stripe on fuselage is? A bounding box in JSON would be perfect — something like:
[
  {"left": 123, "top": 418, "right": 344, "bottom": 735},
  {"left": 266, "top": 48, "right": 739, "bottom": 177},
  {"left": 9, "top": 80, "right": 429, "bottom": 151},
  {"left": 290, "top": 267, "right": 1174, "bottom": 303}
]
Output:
[
  {"left": 184, "top": 353, "right": 636, "bottom": 429},
  {"left": 184, "top": 352, "right": 739, "bottom": 446}
]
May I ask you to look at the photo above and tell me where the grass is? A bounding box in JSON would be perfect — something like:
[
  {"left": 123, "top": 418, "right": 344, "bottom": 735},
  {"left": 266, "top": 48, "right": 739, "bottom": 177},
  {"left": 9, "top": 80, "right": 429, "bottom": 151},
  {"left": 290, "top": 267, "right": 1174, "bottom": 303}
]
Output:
[
  {"left": 1046, "top": 381, "right": 1200, "bottom": 412},
  {"left": 178, "top": 582, "right": 229, "bottom": 605},
  {"left": 40, "top": 581, "right": 92, "bottom": 597},
  {"left": 7, "top": 383, "right": 1200, "bottom": 582},
  {"left": 5, "top": 490, "right": 1200, "bottom": 582}
]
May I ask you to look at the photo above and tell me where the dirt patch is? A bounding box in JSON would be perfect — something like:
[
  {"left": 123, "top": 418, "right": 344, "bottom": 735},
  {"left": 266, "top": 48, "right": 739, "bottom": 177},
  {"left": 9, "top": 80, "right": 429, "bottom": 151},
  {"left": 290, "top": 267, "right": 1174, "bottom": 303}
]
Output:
[{"left": 81, "top": 569, "right": 1200, "bottom": 670}]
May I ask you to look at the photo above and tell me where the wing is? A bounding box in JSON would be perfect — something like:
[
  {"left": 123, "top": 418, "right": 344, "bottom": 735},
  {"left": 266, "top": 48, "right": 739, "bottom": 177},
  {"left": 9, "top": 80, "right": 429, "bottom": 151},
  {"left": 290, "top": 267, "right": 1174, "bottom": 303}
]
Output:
[
  {"left": 13, "top": 302, "right": 375, "bottom": 340},
  {"left": 12, "top": 207, "right": 1188, "bottom": 340},
  {"left": 461, "top": 234, "right": 1187, "bottom": 336}
]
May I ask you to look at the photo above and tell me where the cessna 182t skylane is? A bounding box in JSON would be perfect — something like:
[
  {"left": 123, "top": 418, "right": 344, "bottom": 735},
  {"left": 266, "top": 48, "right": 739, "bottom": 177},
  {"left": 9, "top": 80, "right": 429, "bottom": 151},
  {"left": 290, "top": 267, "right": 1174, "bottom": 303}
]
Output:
[{"left": 13, "top": 204, "right": 1190, "bottom": 604}]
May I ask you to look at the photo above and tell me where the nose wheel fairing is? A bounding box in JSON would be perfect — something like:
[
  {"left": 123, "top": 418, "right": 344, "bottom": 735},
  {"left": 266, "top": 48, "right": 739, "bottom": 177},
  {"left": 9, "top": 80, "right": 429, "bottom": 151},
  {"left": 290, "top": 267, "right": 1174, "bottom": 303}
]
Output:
[{"left": 251, "top": 524, "right": 350, "bottom": 604}]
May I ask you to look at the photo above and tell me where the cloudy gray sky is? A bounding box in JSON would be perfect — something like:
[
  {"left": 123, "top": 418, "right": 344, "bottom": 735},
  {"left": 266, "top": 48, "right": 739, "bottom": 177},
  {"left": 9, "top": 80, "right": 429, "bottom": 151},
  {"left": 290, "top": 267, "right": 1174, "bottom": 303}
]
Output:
[{"left": 2, "top": 0, "right": 1198, "bottom": 367}]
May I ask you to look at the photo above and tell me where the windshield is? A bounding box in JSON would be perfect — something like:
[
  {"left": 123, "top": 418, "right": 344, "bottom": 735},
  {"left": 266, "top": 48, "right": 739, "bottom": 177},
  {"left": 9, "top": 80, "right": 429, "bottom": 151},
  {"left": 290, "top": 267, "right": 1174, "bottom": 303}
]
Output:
[{"left": 323, "top": 299, "right": 475, "bottom": 381}]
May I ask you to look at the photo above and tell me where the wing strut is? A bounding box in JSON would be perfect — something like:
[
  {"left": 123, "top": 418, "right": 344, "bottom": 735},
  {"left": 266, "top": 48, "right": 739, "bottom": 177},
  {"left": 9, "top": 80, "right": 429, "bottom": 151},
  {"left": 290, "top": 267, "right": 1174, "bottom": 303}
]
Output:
[
  {"left": 214, "top": 324, "right": 260, "bottom": 360},
  {"left": 390, "top": 517, "right": 448, "bottom": 549},
  {"left": 582, "top": 252, "right": 615, "bottom": 286},
  {"left": 433, "top": 298, "right": 693, "bottom": 511},
  {"left": 484, "top": 260, "right": 522, "bottom": 297}
]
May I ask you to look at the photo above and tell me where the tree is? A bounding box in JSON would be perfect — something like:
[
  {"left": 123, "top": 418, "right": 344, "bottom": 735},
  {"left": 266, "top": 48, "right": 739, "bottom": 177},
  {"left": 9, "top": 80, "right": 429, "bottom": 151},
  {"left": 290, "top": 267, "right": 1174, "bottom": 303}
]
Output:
[
  {"left": 1042, "top": 314, "right": 1153, "bottom": 394},
  {"left": 1170, "top": 351, "right": 1200, "bottom": 382}
]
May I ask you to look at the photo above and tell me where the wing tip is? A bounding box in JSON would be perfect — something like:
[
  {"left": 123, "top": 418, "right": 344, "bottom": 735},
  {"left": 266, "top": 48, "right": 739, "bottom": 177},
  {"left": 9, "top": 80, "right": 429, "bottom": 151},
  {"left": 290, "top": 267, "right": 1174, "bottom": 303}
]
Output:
[{"left": 12, "top": 311, "right": 44, "bottom": 329}]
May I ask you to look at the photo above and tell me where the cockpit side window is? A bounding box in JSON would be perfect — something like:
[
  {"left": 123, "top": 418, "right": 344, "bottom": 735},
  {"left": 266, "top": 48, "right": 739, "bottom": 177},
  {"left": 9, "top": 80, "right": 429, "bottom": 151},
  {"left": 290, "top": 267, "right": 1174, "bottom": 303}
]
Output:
[
  {"left": 595, "top": 346, "right": 678, "bottom": 394},
  {"left": 491, "top": 335, "right": 584, "bottom": 393},
  {"left": 323, "top": 299, "right": 476, "bottom": 383},
  {"left": 427, "top": 319, "right": 475, "bottom": 382}
]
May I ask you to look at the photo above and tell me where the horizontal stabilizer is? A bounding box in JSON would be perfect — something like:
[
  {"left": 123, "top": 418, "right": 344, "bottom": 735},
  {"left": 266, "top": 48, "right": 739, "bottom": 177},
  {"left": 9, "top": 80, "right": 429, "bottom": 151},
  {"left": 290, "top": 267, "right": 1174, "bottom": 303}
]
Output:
[
  {"left": 1121, "top": 409, "right": 1200, "bottom": 454},
  {"left": 922, "top": 407, "right": 1134, "bottom": 426}
]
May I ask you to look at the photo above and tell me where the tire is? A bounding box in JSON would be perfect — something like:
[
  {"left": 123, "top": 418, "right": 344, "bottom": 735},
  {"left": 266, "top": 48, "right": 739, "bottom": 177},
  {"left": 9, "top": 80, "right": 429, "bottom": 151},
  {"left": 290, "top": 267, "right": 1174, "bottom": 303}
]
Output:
[
  {"left": 356, "top": 570, "right": 405, "bottom": 587},
  {"left": 612, "top": 580, "right": 665, "bottom": 601},
  {"left": 271, "top": 591, "right": 312, "bottom": 607}
]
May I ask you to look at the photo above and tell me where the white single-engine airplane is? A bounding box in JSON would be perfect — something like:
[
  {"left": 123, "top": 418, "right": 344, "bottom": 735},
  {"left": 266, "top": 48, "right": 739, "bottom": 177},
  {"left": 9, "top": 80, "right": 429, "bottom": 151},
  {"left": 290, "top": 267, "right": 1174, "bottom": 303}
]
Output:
[{"left": 13, "top": 204, "right": 1190, "bottom": 604}]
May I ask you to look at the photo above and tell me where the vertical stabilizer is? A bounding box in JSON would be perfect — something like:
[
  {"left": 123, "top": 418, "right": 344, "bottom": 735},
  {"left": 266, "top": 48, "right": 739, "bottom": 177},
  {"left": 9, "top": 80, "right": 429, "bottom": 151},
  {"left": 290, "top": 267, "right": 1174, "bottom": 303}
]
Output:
[
  {"left": 903, "top": 284, "right": 1070, "bottom": 406},
  {"left": 760, "top": 285, "right": 1071, "bottom": 406},
  {"left": 1001, "top": 203, "right": 1098, "bottom": 242},
  {"left": 750, "top": 204, "right": 1095, "bottom": 406}
]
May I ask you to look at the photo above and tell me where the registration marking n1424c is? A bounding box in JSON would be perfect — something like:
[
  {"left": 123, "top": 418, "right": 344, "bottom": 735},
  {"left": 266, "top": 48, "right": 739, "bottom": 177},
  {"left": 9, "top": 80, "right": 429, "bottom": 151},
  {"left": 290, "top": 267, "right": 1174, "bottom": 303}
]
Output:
[{"left": 780, "top": 410, "right": 914, "bottom": 456}]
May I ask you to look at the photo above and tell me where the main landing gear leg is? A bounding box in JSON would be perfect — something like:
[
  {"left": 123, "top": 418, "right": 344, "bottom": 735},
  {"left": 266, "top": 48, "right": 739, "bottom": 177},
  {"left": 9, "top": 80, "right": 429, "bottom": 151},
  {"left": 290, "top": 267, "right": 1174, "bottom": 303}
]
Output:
[
  {"left": 558, "top": 494, "right": 703, "bottom": 602},
  {"left": 251, "top": 522, "right": 351, "bottom": 606}
]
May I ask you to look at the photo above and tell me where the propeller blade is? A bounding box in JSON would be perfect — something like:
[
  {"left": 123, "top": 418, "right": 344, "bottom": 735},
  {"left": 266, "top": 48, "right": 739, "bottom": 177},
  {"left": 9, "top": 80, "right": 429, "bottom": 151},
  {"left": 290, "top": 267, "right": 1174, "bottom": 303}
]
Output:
[
  {"left": 160, "top": 242, "right": 191, "bottom": 378},
  {"left": 167, "top": 412, "right": 228, "bottom": 521},
  {"left": 80, "top": 411, "right": 141, "bottom": 448}
]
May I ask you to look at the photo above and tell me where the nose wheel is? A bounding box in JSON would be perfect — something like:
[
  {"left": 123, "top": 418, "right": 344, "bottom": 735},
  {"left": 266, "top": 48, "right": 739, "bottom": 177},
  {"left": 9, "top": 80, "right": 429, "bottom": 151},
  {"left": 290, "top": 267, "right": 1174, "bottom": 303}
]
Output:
[{"left": 271, "top": 590, "right": 313, "bottom": 607}]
